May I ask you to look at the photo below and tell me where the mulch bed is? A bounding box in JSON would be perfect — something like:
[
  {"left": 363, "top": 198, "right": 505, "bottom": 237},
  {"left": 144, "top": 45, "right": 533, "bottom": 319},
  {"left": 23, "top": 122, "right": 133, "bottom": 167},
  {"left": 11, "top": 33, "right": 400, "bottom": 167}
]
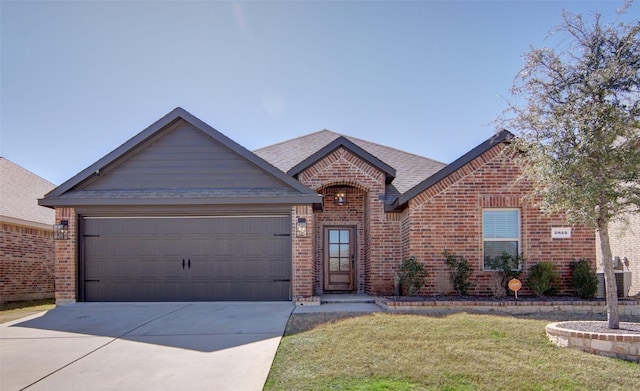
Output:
[
  {"left": 557, "top": 321, "right": 640, "bottom": 335},
  {"left": 384, "top": 295, "right": 639, "bottom": 303}
]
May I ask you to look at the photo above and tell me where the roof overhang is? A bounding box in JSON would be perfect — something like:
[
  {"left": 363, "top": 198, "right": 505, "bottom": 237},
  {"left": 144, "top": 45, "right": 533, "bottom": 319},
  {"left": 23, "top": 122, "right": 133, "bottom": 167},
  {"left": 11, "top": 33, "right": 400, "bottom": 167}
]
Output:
[
  {"left": 287, "top": 136, "right": 396, "bottom": 183},
  {"left": 391, "top": 130, "right": 514, "bottom": 210},
  {"left": 40, "top": 107, "right": 322, "bottom": 208}
]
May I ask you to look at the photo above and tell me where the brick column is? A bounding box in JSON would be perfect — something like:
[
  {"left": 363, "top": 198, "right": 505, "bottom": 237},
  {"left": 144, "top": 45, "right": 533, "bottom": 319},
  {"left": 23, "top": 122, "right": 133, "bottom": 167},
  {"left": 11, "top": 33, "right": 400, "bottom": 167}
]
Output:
[
  {"left": 291, "top": 205, "right": 314, "bottom": 298},
  {"left": 54, "top": 208, "right": 77, "bottom": 304}
]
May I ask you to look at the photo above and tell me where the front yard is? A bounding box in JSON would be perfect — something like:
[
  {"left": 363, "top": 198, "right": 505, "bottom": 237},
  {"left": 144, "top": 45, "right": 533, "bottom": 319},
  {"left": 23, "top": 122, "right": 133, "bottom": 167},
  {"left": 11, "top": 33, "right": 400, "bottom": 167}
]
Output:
[
  {"left": 0, "top": 299, "right": 55, "bottom": 324},
  {"left": 265, "top": 312, "right": 640, "bottom": 390}
]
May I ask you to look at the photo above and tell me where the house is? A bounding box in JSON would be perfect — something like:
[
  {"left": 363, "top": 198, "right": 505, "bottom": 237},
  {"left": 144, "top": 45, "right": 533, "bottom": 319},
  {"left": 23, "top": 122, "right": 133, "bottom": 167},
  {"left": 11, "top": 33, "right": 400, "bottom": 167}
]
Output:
[
  {"left": 1, "top": 157, "right": 56, "bottom": 302},
  {"left": 39, "top": 108, "right": 595, "bottom": 303},
  {"left": 596, "top": 213, "right": 639, "bottom": 297}
]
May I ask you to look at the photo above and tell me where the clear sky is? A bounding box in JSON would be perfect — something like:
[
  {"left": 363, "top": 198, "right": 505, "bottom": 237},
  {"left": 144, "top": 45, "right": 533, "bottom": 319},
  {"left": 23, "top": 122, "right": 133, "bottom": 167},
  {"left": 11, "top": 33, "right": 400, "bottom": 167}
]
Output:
[{"left": 1, "top": 0, "right": 636, "bottom": 185}]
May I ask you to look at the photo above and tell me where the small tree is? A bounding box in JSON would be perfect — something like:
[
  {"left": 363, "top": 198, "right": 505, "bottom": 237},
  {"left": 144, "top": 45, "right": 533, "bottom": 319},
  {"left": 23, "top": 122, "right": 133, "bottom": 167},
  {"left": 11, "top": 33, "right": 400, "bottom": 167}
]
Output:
[
  {"left": 527, "top": 262, "right": 561, "bottom": 297},
  {"left": 500, "top": 6, "right": 640, "bottom": 328},
  {"left": 571, "top": 259, "right": 599, "bottom": 299},
  {"left": 443, "top": 251, "right": 474, "bottom": 295},
  {"left": 400, "top": 256, "right": 428, "bottom": 296}
]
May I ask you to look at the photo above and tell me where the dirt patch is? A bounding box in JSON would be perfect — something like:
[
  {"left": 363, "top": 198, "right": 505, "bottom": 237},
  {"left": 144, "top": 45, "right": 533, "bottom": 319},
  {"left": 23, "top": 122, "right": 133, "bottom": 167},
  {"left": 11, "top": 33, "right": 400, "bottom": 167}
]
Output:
[{"left": 285, "top": 312, "right": 374, "bottom": 335}]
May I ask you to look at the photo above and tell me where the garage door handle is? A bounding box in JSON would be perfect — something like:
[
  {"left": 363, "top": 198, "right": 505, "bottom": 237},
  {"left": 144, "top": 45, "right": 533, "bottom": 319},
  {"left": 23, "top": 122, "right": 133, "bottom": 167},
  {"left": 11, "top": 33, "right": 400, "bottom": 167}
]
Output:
[
  {"left": 188, "top": 259, "right": 191, "bottom": 269},
  {"left": 182, "top": 259, "right": 185, "bottom": 269},
  {"left": 273, "top": 279, "right": 290, "bottom": 282}
]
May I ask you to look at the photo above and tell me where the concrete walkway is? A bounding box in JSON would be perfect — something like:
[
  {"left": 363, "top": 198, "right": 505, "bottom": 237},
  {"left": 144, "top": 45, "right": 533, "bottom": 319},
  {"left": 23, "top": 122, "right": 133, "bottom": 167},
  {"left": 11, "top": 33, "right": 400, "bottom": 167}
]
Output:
[
  {"left": 293, "top": 294, "right": 382, "bottom": 314},
  {"left": 0, "top": 302, "right": 293, "bottom": 391}
]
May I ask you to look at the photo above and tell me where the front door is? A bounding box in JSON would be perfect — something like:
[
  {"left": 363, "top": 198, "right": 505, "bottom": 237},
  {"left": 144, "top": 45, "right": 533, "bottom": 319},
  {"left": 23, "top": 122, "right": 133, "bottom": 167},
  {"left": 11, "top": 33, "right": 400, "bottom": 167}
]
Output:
[{"left": 324, "top": 227, "right": 355, "bottom": 291}]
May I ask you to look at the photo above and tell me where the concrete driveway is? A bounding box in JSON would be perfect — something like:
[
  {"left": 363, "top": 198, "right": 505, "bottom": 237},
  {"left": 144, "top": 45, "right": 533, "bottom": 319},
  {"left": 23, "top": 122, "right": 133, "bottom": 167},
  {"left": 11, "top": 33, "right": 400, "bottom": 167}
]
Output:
[{"left": 0, "top": 302, "right": 293, "bottom": 391}]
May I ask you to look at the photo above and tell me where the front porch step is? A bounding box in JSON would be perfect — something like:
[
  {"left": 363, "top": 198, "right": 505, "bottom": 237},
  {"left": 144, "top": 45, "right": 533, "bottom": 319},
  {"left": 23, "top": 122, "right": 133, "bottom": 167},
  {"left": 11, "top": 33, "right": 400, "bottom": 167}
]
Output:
[{"left": 319, "top": 293, "right": 376, "bottom": 304}]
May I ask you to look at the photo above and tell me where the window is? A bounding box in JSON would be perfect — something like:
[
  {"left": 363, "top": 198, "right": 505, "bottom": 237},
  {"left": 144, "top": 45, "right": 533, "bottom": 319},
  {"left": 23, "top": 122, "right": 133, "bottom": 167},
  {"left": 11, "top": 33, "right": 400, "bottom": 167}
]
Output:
[{"left": 483, "top": 209, "right": 520, "bottom": 270}]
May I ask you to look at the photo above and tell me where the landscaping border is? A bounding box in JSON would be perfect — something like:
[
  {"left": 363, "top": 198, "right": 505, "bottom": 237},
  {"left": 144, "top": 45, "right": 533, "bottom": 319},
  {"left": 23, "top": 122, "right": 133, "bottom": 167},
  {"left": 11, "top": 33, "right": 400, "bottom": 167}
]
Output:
[
  {"left": 546, "top": 322, "right": 640, "bottom": 362},
  {"left": 376, "top": 297, "right": 640, "bottom": 316}
]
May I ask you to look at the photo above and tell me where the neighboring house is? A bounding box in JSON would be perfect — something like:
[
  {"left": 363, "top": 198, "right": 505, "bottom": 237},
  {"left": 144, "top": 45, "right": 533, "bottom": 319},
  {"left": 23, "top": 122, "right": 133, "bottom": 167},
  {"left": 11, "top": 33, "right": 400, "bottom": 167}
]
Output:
[
  {"left": 39, "top": 108, "right": 595, "bottom": 303},
  {"left": 596, "top": 213, "right": 640, "bottom": 297},
  {"left": 1, "top": 157, "right": 56, "bottom": 302}
]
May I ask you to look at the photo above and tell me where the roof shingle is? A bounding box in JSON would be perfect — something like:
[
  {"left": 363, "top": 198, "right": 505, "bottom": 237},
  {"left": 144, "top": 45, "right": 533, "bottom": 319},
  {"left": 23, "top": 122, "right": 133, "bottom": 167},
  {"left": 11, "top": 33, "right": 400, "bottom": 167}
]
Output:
[
  {"left": 0, "top": 157, "right": 55, "bottom": 227},
  {"left": 253, "top": 130, "right": 447, "bottom": 196}
]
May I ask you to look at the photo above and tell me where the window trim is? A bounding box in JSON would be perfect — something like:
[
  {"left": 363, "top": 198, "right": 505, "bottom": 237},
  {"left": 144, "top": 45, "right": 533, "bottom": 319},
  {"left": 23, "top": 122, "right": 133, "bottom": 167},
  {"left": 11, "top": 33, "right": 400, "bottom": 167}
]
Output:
[{"left": 482, "top": 208, "right": 521, "bottom": 271}]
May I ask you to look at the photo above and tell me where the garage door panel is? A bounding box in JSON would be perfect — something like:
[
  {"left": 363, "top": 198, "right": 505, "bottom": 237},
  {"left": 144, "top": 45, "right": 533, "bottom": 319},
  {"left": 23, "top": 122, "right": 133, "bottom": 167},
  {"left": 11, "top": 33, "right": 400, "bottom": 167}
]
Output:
[{"left": 82, "top": 216, "right": 291, "bottom": 301}]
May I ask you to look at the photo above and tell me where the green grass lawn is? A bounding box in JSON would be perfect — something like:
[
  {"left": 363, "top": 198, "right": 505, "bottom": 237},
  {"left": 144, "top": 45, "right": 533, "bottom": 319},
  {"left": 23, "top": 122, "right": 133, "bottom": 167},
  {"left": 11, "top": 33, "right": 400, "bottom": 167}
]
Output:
[
  {"left": 265, "top": 312, "right": 640, "bottom": 391},
  {"left": 0, "top": 299, "right": 55, "bottom": 324}
]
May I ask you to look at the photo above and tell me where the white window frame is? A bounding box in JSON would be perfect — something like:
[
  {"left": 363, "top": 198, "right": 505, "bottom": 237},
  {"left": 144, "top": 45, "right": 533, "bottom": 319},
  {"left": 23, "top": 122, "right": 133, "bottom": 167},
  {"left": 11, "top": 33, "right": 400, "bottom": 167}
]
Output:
[{"left": 482, "top": 208, "right": 521, "bottom": 271}]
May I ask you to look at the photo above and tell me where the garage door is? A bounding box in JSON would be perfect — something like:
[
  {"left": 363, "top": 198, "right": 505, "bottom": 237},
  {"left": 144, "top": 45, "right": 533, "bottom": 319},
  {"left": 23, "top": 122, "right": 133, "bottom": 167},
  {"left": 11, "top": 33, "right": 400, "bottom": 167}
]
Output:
[{"left": 81, "top": 216, "right": 291, "bottom": 301}]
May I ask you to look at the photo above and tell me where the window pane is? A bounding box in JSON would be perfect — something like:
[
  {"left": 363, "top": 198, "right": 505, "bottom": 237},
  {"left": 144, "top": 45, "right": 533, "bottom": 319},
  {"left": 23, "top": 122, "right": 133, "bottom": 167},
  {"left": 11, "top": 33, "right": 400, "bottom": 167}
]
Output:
[
  {"left": 329, "top": 230, "right": 339, "bottom": 243},
  {"left": 340, "top": 258, "right": 350, "bottom": 271},
  {"left": 483, "top": 210, "right": 519, "bottom": 239},
  {"left": 483, "top": 241, "right": 518, "bottom": 269},
  {"left": 329, "top": 258, "right": 340, "bottom": 271},
  {"left": 340, "top": 230, "right": 349, "bottom": 243},
  {"left": 329, "top": 244, "right": 339, "bottom": 258},
  {"left": 339, "top": 244, "right": 350, "bottom": 257}
]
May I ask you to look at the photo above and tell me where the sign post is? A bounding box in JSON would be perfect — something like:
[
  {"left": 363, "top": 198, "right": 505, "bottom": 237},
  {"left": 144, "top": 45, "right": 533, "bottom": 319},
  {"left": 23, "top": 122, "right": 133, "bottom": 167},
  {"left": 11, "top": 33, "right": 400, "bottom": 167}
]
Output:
[{"left": 508, "top": 278, "right": 522, "bottom": 300}]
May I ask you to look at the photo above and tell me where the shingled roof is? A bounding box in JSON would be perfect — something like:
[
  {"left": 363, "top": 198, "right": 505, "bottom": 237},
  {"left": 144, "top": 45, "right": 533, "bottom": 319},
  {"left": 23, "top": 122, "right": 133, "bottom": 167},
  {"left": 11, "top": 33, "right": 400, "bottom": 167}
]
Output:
[
  {"left": 0, "top": 157, "right": 55, "bottom": 229},
  {"left": 253, "top": 130, "right": 447, "bottom": 196}
]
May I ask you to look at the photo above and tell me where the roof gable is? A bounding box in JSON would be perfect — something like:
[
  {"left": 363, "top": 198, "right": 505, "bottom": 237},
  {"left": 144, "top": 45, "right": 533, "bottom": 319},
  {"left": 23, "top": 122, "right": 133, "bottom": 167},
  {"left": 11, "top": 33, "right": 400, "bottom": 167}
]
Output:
[
  {"left": 255, "top": 130, "right": 446, "bottom": 195},
  {"left": 287, "top": 136, "right": 396, "bottom": 183},
  {"left": 40, "top": 108, "right": 321, "bottom": 207},
  {"left": 395, "top": 130, "right": 514, "bottom": 209}
]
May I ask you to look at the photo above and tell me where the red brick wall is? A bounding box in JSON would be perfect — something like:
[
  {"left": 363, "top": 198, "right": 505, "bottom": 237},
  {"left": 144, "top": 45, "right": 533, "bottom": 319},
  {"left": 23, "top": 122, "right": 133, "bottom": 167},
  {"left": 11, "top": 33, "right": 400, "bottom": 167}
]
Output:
[
  {"left": 403, "top": 143, "right": 595, "bottom": 296},
  {"left": 0, "top": 223, "right": 54, "bottom": 302},
  {"left": 298, "top": 147, "right": 398, "bottom": 295},
  {"left": 315, "top": 186, "right": 366, "bottom": 293},
  {"left": 53, "top": 208, "right": 77, "bottom": 303},
  {"left": 292, "top": 205, "right": 314, "bottom": 298}
]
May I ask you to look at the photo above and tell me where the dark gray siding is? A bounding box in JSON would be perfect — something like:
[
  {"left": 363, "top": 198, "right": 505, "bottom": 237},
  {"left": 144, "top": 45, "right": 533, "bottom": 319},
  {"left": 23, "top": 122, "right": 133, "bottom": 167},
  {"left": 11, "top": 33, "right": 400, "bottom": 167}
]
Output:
[
  {"left": 83, "top": 122, "right": 290, "bottom": 191},
  {"left": 81, "top": 215, "right": 291, "bottom": 301}
]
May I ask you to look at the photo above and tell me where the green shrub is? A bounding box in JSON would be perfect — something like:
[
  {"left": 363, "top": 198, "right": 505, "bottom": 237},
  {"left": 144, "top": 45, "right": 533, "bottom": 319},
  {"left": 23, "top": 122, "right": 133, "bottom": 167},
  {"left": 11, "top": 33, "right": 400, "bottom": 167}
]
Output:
[
  {"left": 400, "top": 256, "right": 428, "bottom": 296},
  {"left": 526, "top": 262, "right": 560, "bottom": 297},
  {"left": 443, "top": 251, "right": 474, "bottom": 295},
  {"left": 487, "top": 252, "right": 524, "bottom": 297},
  {"left": 571, "top": 259, "right": 598, "bottom": 299}
]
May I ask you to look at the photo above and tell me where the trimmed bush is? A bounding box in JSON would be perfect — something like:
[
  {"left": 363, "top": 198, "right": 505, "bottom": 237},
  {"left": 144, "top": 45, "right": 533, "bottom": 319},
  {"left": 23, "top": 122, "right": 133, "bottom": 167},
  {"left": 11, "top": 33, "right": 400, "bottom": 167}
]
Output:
[
  {"left": 527, "top": 262, "right": 560, "bottom": 297},
  {"left": 487, "top": 252, "right": 524, "bottom": 297},
  {"left": 400, "top": 256, "right": 428, "bottom": 296},
  {"left": 571, "top": 259, "right": 598, "bottom": 299},
  {"left": 443, "top": 251, "right": 474, "bottom": 295}
]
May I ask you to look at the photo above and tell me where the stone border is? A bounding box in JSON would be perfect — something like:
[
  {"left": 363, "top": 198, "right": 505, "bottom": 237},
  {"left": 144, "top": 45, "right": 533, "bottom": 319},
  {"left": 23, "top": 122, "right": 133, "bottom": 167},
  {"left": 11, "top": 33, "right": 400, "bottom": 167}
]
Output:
[
  {"left": 375, "top": 297, "right": 640, "bottom": 316},
  {"left": 546, "top": 322, "right": 640, "bottom": 362}
]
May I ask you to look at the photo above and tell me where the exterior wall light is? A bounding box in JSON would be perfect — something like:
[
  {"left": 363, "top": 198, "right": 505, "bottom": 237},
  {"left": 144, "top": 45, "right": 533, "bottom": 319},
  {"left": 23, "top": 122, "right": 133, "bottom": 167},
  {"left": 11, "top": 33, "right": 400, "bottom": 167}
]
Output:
[
  {"left": 296, "top": 217, "right": 307, "bottom": 237},
  {"left": 53, "top": 220, "right": 69, "bottom": 240},
  {"left": 334, "top": 189, "right": 347, "bottom": 205}
]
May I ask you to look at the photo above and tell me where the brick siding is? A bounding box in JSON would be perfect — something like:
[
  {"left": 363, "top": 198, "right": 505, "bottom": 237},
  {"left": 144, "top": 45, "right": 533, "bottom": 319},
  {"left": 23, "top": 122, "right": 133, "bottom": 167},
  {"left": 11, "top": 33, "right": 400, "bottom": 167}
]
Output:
[
  {"left": 0, "top": 222, "right": 54, "bottom": 302},
  {"left": 404, "top": 143, "right": 595, "bottom": 296},
  {"left": 53, "top": 208, "right": 77, "bottom": 303},
  {"left": 292, "top": 205, "right": 314, "bottom": 298},
  {"left": 597, "top": 212, "right": 640, "bottom": 296},
  {"left": 298, "top": 147, "right": 400, "bottom": 296}
]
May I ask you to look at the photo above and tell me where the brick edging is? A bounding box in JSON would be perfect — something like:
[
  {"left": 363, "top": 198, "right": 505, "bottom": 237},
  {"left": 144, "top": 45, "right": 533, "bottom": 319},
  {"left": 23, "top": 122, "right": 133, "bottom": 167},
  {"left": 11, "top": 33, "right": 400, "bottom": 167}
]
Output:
[
  {"left": 546, "top": 322, "right": 640, "bottom": 343},
  {"left": 376, "top": 297, "right": 640, "bottom": 316},
  {"left": 546, "top": 322, "right": 640, "bottom": 362}
]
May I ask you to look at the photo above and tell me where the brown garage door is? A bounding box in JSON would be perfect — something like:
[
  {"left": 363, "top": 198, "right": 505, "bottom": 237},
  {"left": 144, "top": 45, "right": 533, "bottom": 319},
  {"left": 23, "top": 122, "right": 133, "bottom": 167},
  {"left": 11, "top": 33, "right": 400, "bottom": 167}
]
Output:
[{"left": 81, "top": 216, "right": 291, "bottom": 301}]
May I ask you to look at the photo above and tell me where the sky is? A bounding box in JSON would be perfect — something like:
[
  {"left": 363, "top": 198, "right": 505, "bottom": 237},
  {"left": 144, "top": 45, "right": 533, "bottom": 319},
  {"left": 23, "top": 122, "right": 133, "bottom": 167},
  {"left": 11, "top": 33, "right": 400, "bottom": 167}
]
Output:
[{"left": 1, "top": 0, "right": 637, "bottom": 185}]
